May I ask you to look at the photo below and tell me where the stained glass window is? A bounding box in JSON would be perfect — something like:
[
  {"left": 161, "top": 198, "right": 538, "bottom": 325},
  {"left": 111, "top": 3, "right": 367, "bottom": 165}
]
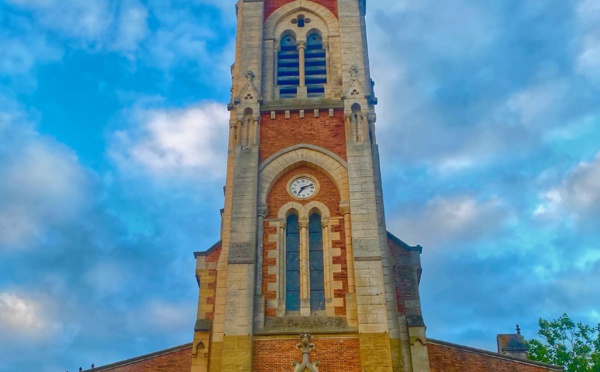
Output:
[
  {"left": 286, "top": 214, "right": 301, "bottom": 311},
  {"left": 309, "top": 214, "right": 325, "bottom": 311}
]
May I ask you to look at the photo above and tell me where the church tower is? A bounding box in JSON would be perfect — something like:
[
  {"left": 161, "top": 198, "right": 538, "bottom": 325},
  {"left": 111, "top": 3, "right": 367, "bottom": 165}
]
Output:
[{"left": 192, "top": 1, "right": 430, "bottom": 371}]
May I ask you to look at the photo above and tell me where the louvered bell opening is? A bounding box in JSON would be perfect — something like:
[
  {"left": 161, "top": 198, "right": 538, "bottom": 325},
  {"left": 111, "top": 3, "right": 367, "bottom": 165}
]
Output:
[
  {"left": 306, "top": 33, "right": 326, "bottom": 98},
  {"left": 278, "top": 35, "right": 299, "bottom": 99}
]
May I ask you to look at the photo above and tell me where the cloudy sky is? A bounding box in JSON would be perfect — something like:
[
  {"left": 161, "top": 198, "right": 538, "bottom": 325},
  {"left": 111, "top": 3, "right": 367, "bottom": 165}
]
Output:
[{"left": 0, "top": 0, "right": 599, "bottom": 370}]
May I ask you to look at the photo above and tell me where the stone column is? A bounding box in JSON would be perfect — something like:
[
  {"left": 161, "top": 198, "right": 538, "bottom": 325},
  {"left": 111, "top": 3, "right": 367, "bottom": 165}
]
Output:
[
  {"left": 340, "top": 202, "right": 355, "bottom": 294},
  {"left": 322, "top": 218, "right": 334, "bottom": 316},
  {"left": 253, "top": 118, "right": 259, "bottom": 146},
  {"left": 300, "top": 218, "right": 310, "bottom": 316},
  {"left": 235, "top": 121, "right": 242, "bottom": 147},
  {"left": 298, "top": 40, "right": 306, "bottom": 87},
  {"left": 324, "top": 39, "right": 331, "bottom": 96},
  {"left": 273, "top": 44, "right": 280, "bottom": 100},
  {"left": 254, "top": 206, "right": 268, "bottom": 330},
  {"left": 297, "top": 40, "right": 307, "bottom": 99}
]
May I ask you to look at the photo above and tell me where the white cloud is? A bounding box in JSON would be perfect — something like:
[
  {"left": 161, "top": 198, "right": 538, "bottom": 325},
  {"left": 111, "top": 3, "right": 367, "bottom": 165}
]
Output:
[
  {"left": 144, "top": 22, "right": 214, "bottom": 70},
  {"left": 146, "top": 301, "right": 191, "bottom": 331},
  {"left": 560, "top": 154, "right": 600, "bottom": 217},
  {"left": 576, "top": 0, "right": 600, "bottom": 82},
  {"left": 6, "top": 0, "right": 113, "bottom": 41},
  {"left": 83, "top": 262, "right": 132, "bottom": 298},
  {"left": 0, "top": 34, "right": 62, "bottom": 75},
  {"left": 577, "top": 0, "right": 600, "bottom": 26},
  {"left": 5, "top": 0, "right": 149, "bottom": 54},
  {"left": 0, "top": 293, "right": 45, "bottom": 332},
  {"left": 0, "top": 102, "right": 91, "bottom": 249},
  {"left": 577, "top": 32, "right": 600, "bottom": 82},
  {"left": 507, "top": 80, "right": 569, "bottom": 129},
  {"left": 111, "top": 0, "right": 148, "bottom": 52},
  {"left": 535, "top": 153, "right": 600, "bottom": 222},
  {"left": 110, "top": 102, "right": 229, "bottom": 180},
  {"left": 390, "top": 195, "right": 507, "bottom": 249}
]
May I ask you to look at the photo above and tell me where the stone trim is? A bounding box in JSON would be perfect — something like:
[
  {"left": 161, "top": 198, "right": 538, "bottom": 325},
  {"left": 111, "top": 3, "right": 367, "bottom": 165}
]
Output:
[
  {"left": 81, "top": 343, "right": 193, "bottom": 372},
  {"left": 387, "top": 231, "right": 422, "bottom": 253},
  {"left": 260, "top": 144, "right": 348, "bottom": 172},
  {"left": 193, "top": 240, "right": 222, "bottom": 258}
]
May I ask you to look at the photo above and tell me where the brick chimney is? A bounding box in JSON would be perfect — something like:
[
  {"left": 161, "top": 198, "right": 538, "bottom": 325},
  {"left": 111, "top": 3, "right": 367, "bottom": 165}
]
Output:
[{"left": 497, "top": 325, "right": 528, "bottom": 360}]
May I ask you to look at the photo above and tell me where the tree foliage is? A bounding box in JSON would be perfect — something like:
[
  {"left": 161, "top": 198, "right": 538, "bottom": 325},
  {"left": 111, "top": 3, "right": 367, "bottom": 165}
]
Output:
[{"left": 526, "top": 313, "right": 600, "bottom": 372}]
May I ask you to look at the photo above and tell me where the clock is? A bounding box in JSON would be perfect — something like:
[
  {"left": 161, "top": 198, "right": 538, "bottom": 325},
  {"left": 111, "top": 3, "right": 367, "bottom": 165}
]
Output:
[{"left": 289, "top": 176, "right": 318, "bottom": 199}]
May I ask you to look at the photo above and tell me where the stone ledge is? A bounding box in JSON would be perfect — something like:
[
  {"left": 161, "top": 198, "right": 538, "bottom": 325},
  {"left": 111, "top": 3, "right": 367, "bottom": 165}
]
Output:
[
  {"left": 257, "top": 316, "right": 357, "bottom": 335},
  {"left": 261, "top": 99, "right": 344, "bottom": 112}
]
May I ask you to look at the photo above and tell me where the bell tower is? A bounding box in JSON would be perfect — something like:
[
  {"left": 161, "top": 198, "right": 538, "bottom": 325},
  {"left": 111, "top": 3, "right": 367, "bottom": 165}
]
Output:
[{"left": 192, "top": 1, "right": 430, "bottom": 371}]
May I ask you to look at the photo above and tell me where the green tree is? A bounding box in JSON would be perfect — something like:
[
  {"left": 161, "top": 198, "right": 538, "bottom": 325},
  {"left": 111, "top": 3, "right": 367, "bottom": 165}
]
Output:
[{"left": 526, "top": 313, "right": 600, "bottom": 372}]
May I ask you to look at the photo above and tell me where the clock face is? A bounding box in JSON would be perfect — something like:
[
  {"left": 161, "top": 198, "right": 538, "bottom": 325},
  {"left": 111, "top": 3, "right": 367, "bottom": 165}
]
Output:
[{"left": 289, "top": 177, "right": 317, "bottom": 199}]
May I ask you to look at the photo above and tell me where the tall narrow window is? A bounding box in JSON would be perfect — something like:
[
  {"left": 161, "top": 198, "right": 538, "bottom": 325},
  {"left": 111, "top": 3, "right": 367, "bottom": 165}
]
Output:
[
  {"left": 278, "top": 35, "right": 300, "bottom": 99},
  {"left": 309, "top": 214, "right": 325, "bottom": 311},
  {"left": 305, "top": 33, "right": 327, "bottom": 98},
  {"left": 286, "top": 214, "right": 301, "bottom": 311}
]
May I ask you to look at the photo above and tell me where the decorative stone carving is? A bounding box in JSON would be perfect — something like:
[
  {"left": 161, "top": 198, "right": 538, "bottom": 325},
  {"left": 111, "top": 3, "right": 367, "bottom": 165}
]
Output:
[
  {"left": 349, "top": 65, "right": 359, "bottom": 80},
  {"left": 291, "top": 334, "right": 320, "bottom": 372}
]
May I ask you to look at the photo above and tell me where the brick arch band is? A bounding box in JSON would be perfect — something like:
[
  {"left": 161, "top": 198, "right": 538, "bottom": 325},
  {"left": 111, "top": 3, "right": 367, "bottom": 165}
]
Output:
[{"left": 258, "top": 145, "right": 349, "bottom": 204}]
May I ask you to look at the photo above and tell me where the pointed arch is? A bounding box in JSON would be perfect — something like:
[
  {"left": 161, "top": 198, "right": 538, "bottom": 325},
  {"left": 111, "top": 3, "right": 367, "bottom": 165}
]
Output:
[
  {"left": 264, "top": 1, "right": 340, "bottom": 40},
  {"left": 259, "top": 146, "right": 349, "bottom": 204}
]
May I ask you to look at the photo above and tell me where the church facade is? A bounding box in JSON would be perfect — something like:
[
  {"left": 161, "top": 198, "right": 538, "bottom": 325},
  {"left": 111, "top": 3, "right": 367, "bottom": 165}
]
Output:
[{"left": 82, "top": 1, "right": 564, "bottom": 371}]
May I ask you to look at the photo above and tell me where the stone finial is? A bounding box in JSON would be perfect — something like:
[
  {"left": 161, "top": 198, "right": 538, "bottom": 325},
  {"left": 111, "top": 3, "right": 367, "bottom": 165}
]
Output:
[
  {"left": 516, "top": 324, "right": 521, "bottom": 335},
  {"left": 292, "top": 334, "right": 320, "bottom": 372},
  {"left": 246, "top": 70, "right": 255, "bottom": 82}
]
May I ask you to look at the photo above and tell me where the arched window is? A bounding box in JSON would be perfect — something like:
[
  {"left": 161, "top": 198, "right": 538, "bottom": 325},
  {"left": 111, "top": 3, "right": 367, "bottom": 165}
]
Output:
[
  {"left": 305, "top": 33, "right": 327, "bottom": 98},
  {"left": 278, "top": 35, "right": 300, "bottom": 99},
  {"left": 286, "top": 213, "right": 301, "bottom": 311},
  {"left": 308, "top": 214, "right": 325, "bottom": 311}
]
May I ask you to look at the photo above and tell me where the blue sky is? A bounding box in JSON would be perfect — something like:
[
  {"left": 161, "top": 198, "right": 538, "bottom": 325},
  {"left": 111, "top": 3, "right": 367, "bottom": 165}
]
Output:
[{"left": 0, "top": 0, "right": 599, "bottom": 370}]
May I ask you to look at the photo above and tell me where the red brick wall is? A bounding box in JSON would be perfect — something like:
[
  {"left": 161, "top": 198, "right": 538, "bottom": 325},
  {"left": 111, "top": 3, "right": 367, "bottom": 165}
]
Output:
[
  {"left": 264, "top": 0, "right": 338, "bottom": 21},
  {"left": 94, "top": 345, "right": 192, "bottom": 372},
  {"left": 387, "top": 237, "right": 421, "bottom": 316},
  {"left": 253, "top": 338, "right": 360, "bottom": 371},
  {"left": 429, "top": 342, "right": 558, "bottom": 372},
  {"left": 260, "top": 111, "right": 347, "bottom": 163},
  {"left": 262, "top": 166, "right": 348, "bottom": 317}
]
